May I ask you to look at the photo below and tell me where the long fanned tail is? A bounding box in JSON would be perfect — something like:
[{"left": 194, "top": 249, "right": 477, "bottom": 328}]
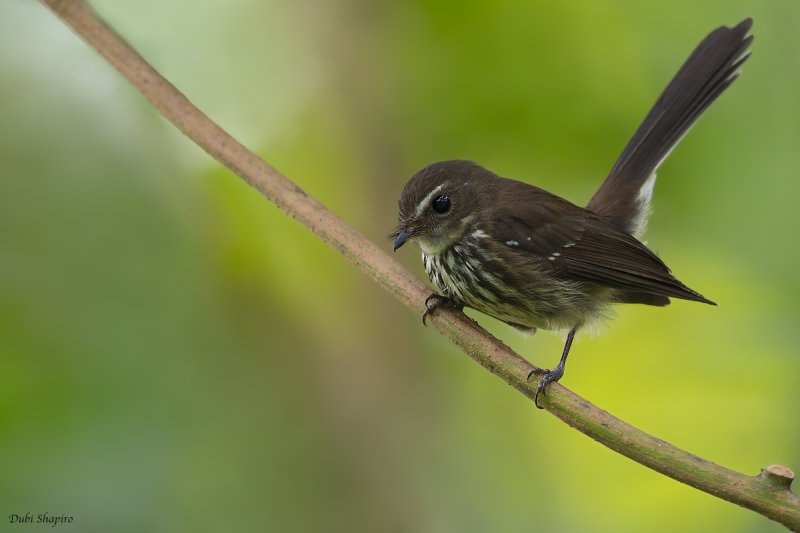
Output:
[{"left": 587, "top": 18, "right": 753, "bottom": 237}]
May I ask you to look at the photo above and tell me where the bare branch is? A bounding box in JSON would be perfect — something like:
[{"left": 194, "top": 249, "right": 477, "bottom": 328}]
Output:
[{"left": 38, "top": 1, "right": 800, "bottom": 529}]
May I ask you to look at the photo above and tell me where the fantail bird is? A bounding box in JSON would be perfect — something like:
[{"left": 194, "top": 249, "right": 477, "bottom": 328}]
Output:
[{"left": 392, "top": 18, "right": 753, "bottom": 407}]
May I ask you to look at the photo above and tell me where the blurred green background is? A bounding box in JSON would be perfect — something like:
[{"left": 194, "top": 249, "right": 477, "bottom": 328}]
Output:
[{"left": 1, "top": 1, "right": 798, "bottom": 531}]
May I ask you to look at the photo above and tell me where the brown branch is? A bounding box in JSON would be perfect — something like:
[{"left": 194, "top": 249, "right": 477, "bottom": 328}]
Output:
[{"left": 39, "top": 1, "right": 800, "bottom": 530}]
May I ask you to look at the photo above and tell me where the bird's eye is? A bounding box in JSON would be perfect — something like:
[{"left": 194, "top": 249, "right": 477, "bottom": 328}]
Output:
[{"left": 432, "top": 194, "right": 451, "bottom": 213}]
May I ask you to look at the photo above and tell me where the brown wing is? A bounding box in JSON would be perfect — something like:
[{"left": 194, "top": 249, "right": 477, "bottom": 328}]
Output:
[{"left": 487, "top": 185, "right": 714, "bottom": 304}]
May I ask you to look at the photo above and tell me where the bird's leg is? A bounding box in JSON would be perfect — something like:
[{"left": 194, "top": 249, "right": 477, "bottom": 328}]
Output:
[
  {"left": 529, "top": 327, "right": 576, "bottom": 409},
  {"left": 422, "top": 293, "right": 463, "bottom": 326}
]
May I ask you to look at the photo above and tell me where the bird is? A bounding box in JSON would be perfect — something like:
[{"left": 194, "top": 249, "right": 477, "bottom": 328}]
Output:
[{"left": 391, "top": 18, "right": 753, "bottom": 408}]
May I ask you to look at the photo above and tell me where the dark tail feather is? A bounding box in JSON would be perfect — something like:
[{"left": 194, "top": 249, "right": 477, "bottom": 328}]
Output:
[
  {"left": 587, "top": 18, "right": 753, "bottom": 236},
  {"left": 617, "top": 291, "right": 671, "bottom": 306}
]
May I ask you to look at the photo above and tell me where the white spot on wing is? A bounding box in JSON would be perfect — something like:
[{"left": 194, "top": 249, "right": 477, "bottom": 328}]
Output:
[{"left": 505, "top": 240, "right": 519, "bottom": 247}]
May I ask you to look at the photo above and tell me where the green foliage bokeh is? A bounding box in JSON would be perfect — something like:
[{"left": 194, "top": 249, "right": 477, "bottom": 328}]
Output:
[{"left": 1, "top": 1, "right": 798, "bottom": 531}]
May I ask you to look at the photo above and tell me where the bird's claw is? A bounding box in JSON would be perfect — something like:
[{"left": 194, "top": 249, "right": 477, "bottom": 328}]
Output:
[
  {"left": 422, "top": 294, "right": 460, "bottom": 325},
  {"left": 529, "top": 366, "right": 565, "bottom": 409}
]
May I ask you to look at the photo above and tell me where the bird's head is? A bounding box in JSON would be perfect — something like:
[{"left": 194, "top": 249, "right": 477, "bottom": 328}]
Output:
[{"left": 392, "top": 160, "right": 491, "bottom": 255}]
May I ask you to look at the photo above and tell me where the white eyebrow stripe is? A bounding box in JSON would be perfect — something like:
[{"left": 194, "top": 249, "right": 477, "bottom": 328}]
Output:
[{"left": 415, "top": 184, "right": 446, "bottom": 218}]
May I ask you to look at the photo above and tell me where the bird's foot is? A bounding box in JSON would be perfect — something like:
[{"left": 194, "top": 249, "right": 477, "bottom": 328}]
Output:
[
  {"left": 527, "top": 328, "right": 575, "bottom": 409},
  {"left": 528, "top": 364, "right": 565, "bottom": 409},
  {"left": 422, "top": 294, "right": 462, "bottom": 326}
]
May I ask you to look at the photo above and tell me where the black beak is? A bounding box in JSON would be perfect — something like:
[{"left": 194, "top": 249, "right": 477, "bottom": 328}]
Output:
[{"left": 393, "top": 228, "right": 412, "bottom": 251}]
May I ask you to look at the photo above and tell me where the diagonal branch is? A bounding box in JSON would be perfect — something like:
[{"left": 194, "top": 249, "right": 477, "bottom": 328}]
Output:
[{"left": 39, "top": 1, "right": 800, "bottom": 530}]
